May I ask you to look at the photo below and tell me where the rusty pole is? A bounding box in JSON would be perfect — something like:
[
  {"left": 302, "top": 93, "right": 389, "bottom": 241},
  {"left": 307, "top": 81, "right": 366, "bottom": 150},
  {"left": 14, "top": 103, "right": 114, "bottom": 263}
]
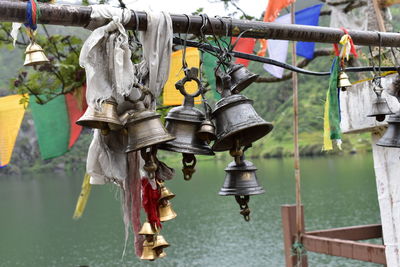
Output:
[{"left": 2, "top": 1, "right": 400, "bottom": 47}]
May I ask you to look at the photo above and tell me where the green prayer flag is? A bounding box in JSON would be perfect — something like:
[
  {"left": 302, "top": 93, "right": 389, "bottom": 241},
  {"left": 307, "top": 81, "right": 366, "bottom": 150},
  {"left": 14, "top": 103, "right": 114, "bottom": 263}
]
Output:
[
  {"left": 30, "top": 95, "right": 70, "bottom": 159},
  {"left": 328, "top": 57, "right": 341, "bottom": 140}
]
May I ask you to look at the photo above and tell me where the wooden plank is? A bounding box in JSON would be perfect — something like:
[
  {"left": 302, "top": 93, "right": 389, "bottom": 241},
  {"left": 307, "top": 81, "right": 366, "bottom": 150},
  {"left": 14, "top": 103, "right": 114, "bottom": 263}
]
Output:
[
  {"left": 281, "top": 205, "right": 307, "bottom": 267},
  {"left": 302, "top": 234, "right": 387, "bottom": 264},
  {"left": 339, "top": 75, "right": 400, "bottom": 134},
  {"left": 306, "top": 224, "right": 382, "bottom": 241}
]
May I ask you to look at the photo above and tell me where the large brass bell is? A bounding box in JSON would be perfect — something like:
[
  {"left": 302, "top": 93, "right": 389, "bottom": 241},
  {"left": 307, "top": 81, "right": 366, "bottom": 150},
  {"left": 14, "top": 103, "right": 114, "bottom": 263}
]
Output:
[
  {"left": 376, "top": 111, "right": 400, "bottom": 147},
  {"left": 159, "top": 183, "right": 175, "bottom": 202},
  {"left": 219, "top": 159, "right": 265, "bottom": 197},
  {"left": 125, "top": 102, "right": 175, "bottom": 153},
  {"left": 152, "top": 235, "right": 170, "bottom": 250},
  {"left": 76, "top": 99, "right": 122, "bottom": 133},
  {"left": 139, "top": 221, "right": 157, "bottom": 235},
  {"left": 212, "top": 71, "right": 273, "bottom": 151},
  {"left": 24, "top": 41, "right": 49, "bottom": 66},
  {"left": 367, "top": 96, "right": 394, "bottom": 122},
  {"left": 227, "top": 63, "right": 259, "bottom": 94},
  {"left": 141, "top": 240, "right": 157, "bottom": 261},
  {"left": 338, "top": 71, "right": 352, "bottom": 91},
  {"left": 159, "top": 68, "right": 214, "bottom": 156},
  {"left": 159, "top": 200, "right": 177, "bottom": 222}
]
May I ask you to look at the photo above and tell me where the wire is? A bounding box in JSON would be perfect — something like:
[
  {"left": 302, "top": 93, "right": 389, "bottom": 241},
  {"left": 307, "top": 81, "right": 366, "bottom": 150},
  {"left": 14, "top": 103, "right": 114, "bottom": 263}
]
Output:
[{"left": 172, "top": 37, "right": 400, "bottom": 77}]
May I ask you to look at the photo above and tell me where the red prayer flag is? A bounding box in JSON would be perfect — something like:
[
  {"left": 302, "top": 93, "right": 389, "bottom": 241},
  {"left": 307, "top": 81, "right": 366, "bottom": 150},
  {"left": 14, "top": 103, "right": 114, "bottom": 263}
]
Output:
[
  {"left": 232, "top": 37, "right": 256, "bottom": 67},
  {"left": 65, "top": 85, "right": 87, "bottom": 149},
  {"left": 258, "top": 0, "right": 296, "bottom": 57}
]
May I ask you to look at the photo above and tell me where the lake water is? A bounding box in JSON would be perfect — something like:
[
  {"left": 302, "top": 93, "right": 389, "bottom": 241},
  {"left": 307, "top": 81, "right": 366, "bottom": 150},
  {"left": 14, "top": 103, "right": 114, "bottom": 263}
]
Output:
[{"left": 0, "top": 154, "right": 381, "bottom": 267}]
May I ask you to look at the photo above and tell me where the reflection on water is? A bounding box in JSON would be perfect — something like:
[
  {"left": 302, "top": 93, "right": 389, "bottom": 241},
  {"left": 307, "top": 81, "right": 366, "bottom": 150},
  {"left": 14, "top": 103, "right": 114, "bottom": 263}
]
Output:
[{"left": 0, "top": 155, "right": 380, "bottom": 266}]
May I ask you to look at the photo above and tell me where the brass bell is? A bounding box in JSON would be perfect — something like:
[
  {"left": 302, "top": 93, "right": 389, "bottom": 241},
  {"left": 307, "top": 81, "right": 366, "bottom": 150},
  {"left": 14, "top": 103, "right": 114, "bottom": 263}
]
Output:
[
  {"left": 24, "top": 41, "right": 49, "bottom": 66},
  {"left": 367, "top": 96, "right": 394, "bottom": 122},
  {"left": 152, "top": 235, "right": 170, "bottom": 250},
  {"left": 212, "top": 92, "right": 273, "bottom": 152},
  {"left": 125, "top": 102, "right": 175, "bottom": 153},
  {"left": 227, "top": 63, "right": 259, "bottom": 94},
  {"left": 159, "top": 183, "right": 175, "bottom": 202},
  {"left": 376, "top": 111, "right": 400, "bottom": 148},
  {"left": 139, "top": 221, "right": 157, "bottom": 235},
  {"left": 219, "top": 159, "right": 265, "bottom": 196},
  {"left": 338, "top": 71, "right": 352, "bottom": 91},
  {"left": 76, "top": 100, "right": 122, "bottom": 132},
  {"left": 155, "top": 249, "right": 166, "bottom": 258},
  {"left": 197, "top": 119, "right": 217, "bottom": 144},
  {"left": 141, "top": 240, "right": 157, "bottom": 261},
  {"left": 159, "top": 200, "right": 177, "bottom": 222},
  {"left": 159, "top": 68, "right": 214, "bottom": 156}
]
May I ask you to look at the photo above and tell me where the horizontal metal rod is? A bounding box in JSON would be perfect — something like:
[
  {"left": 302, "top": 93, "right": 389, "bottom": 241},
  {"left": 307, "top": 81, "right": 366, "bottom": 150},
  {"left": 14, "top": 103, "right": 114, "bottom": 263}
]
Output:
[{"left": 2, "top": 1, "right": 400, "bottom": 47}]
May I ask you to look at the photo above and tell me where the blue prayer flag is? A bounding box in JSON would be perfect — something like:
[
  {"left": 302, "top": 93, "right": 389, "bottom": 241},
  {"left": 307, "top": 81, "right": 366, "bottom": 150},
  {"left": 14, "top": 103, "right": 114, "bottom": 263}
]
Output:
[{"left": 295, "top": 4, "right": 323, "bottom": 59}]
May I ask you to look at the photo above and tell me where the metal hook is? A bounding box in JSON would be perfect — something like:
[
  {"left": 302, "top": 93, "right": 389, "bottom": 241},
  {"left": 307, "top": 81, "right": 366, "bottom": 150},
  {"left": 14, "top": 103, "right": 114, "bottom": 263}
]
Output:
[{"left": 181, "top": 14, "right": 192, "bottom": 73}]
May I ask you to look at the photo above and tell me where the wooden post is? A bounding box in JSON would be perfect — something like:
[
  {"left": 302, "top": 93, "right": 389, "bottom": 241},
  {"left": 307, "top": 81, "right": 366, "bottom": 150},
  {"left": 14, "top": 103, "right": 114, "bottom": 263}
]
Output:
[{"left": 281, "top": 205, "right": 307, "bottom": 267}]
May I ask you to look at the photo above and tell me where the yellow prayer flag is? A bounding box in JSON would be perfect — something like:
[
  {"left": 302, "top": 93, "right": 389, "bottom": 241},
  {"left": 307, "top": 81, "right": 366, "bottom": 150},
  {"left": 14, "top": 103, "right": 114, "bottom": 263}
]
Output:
[
  {"left": 0, "top": 95, "right": 26, "bottom": 166},
  {"left": 73, "top": 173, "right": 92, "bottom": 220},
  {"left": 163, "top": 47, "right": 202, "bottom": 106}
]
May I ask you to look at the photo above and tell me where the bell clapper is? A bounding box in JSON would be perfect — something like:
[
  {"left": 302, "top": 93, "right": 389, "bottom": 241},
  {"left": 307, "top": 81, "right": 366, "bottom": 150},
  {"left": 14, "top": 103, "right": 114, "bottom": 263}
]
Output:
[
  {"left": 235, "top": 195, "right": 251, "bottom": 222},
  {"left": 182, "top": 153, "right": 196, "bottom": 180},
  {"left": 141, "top": 147, "right": 158, "bottom": 180},
  {"left": 230, "top": 139, "right": 244, "bottom": 165}
]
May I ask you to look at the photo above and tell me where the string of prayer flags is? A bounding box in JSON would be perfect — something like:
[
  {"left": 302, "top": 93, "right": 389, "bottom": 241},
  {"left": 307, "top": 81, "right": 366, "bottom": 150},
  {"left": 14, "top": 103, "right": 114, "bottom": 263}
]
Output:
[
  {"left": 0, "top": 95, "right": 26, "bottom": 167},
  {"left": 65, "top": 86, "right": 87, "bottom": 149},
  {"left": 30, "top": 95, "right": 70, "bottom": 159},
  {"left": 163, "top": 47, "right": 202, "bottom": 106},
  {"left": 323, "top": 57, "right": 342, "bottom": 151},
  {"left": 257, "top": 0, "right": 296, "bottom": 57},
  {"left": 73, "top": 173, "right": 92, "bottom": 220}
]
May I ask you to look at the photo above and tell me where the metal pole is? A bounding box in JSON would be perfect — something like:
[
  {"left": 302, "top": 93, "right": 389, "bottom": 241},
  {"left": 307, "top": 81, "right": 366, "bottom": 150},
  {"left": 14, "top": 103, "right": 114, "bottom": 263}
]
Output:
[{"left": 2, "top": 1, "right": 400, "bottom": 47}]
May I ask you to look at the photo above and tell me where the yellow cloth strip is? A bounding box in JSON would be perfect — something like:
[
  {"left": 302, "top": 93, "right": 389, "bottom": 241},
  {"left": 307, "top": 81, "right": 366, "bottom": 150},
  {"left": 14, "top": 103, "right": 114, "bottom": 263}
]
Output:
[
  {"left": 163, "top": 47, "right": 202, "bottom": 106},
  {"left": 322, "top": 91, "right": 333, "bottom": 151},
  {"left": 73, "top": 173, "right": 92, "bottom": 220},
  {"left": 0, "top": 95, "right": 26, "bottom": 166}
]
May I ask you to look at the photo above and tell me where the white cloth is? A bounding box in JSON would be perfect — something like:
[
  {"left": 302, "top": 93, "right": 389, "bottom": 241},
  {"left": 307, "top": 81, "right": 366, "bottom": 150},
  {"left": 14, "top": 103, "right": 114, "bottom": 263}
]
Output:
[
  {"left": 11, "top": 23, "right": 22, "bottom": 47},
  {"left": 80, "top": 5, "right": 136, "bottom": 110},
  {"left": 263, "top": 14, "right": 291, "bottom": 78},
  {"left": 138, "top": 11, "right": 173, "bottom": 108}
]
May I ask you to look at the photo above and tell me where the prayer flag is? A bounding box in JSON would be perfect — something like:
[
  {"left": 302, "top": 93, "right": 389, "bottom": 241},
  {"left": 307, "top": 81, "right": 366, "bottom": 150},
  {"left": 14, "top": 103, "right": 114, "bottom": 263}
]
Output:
[
  {"left": 258, "top": 0, "right": 296, "bottom": 57},
  {"left": 65, "top": 85, "right": 87, "bottom": 149},
  {"left": 296, "top": 4, "right": 323, "bottom": 59},
  {"left": 163, "top": 47, "right": 202, "bottom": 106},
  {"left": 232, "top": 37, "right": 256, "bottom": 67},
  {"left": 0, "top": 95, "right": 26, "bottom": 167},
  {"left": 30, "top": 95, "right": 70, "bottom": 159}
]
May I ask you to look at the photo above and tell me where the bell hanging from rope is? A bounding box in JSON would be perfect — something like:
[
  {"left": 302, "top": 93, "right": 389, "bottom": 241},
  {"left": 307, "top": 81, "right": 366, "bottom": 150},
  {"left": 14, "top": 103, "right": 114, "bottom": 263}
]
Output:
[
  {"left": 141, "top": 239, "right": 157, "bottom": 261},
  {"left": 376, "top": 111, "right": 400, "bottom": 148},
  {"left": 212, "top": 70, "right": 273, "bottom": 152},
  {"left": 139, "top": 221, "right": 157, "bottom": 236},
  {"left": 338, "top": 71, "right": 352, "bottom": 91},
  {"left": 24, "top": 41, "right": 49, "bottom": 66},
  {"left": 159, "top": 67, "right": 214, "bottom": 156},
  {"left": 76, "top": 99, "right": 122, "bottom": 134},
  {"left": 152, "top": 235, "right": 170, "bottom": 250},
  {"left": 227, "top": 63, "right": 259, "bottom": 94},
  {"left": 159, "top": 199, "right": 177, "bottom": 222},
  {"left": 125, "top": 101, "right": 175, "bottom": 153},
  {"left": 367, "top": 77, "right": 394, "bottom": 122},
  {"left": 159, "top": 183, "right": 175, "bottom": 202}
]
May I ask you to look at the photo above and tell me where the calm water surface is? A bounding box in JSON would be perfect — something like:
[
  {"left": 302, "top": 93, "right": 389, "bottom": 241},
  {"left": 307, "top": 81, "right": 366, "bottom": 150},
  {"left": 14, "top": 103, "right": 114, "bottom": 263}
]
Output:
[{"left": 0, "top": 154, "right": 381, "bottom": 267}]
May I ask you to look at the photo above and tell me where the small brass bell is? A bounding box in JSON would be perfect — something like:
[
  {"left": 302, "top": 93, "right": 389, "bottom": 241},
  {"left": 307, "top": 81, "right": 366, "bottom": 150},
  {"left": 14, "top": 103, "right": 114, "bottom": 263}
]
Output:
[
  {"left": 197, "top": 119, "right": 217, "bottom": 144},
  {"left": 338, "top": 71, "right": 352, "bottom": 91},
  {"left": 219, "top": 159, "right": 265, "bottom": 196},
  {"left": 376, "top": 111, "right": 400, "bottom": 147},
  {"left": 159, "top": 200, "right": 177, "bottom": 222},
  {"left": 159, "top": 183, "right": 175, "bottom": 202},
  {"left": 24, "top": 42, "right": 49, "bottom": 66},
  {"left": 152, "top": 235, "right": 170, "bottom": 250},
  {"left": 159, "top": 68, "right": 214, "bottom": 156},
  {"left": 76, "top": 100, "right": 122, "bottom": 132},
  {"left": 139, "top": 221, "right": 157, "bottom": 235},
  {"left": 227, "top": 63, "right": 259, "bottom": 94},
  {"left": 141, "top": 240, "right": 157, "bottom": 261},
  {"left": 125, "top": 102, "right": 175, "bottom": 153},
  {"left": 367, "top": 96, "right": 394, "bottom": 122}
]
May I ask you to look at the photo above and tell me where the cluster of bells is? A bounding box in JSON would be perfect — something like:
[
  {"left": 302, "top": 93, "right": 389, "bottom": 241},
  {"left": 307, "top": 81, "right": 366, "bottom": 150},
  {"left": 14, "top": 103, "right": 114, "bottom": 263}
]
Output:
[
  {"left": 139, "top": 182, "right": 177, "bottom": 261},
  {"left": 340, "top": 72, "right": 400, "bottom": 148},
  {"left": 75, "top": 62, "right": 273, "bottom": 221}
]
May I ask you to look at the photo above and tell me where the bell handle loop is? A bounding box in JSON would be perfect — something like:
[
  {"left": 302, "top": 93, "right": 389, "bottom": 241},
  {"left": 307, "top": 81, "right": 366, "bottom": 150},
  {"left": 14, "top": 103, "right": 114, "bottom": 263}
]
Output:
[{"left": 175, "top": 74, "right": 203, "bottom": 98}]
